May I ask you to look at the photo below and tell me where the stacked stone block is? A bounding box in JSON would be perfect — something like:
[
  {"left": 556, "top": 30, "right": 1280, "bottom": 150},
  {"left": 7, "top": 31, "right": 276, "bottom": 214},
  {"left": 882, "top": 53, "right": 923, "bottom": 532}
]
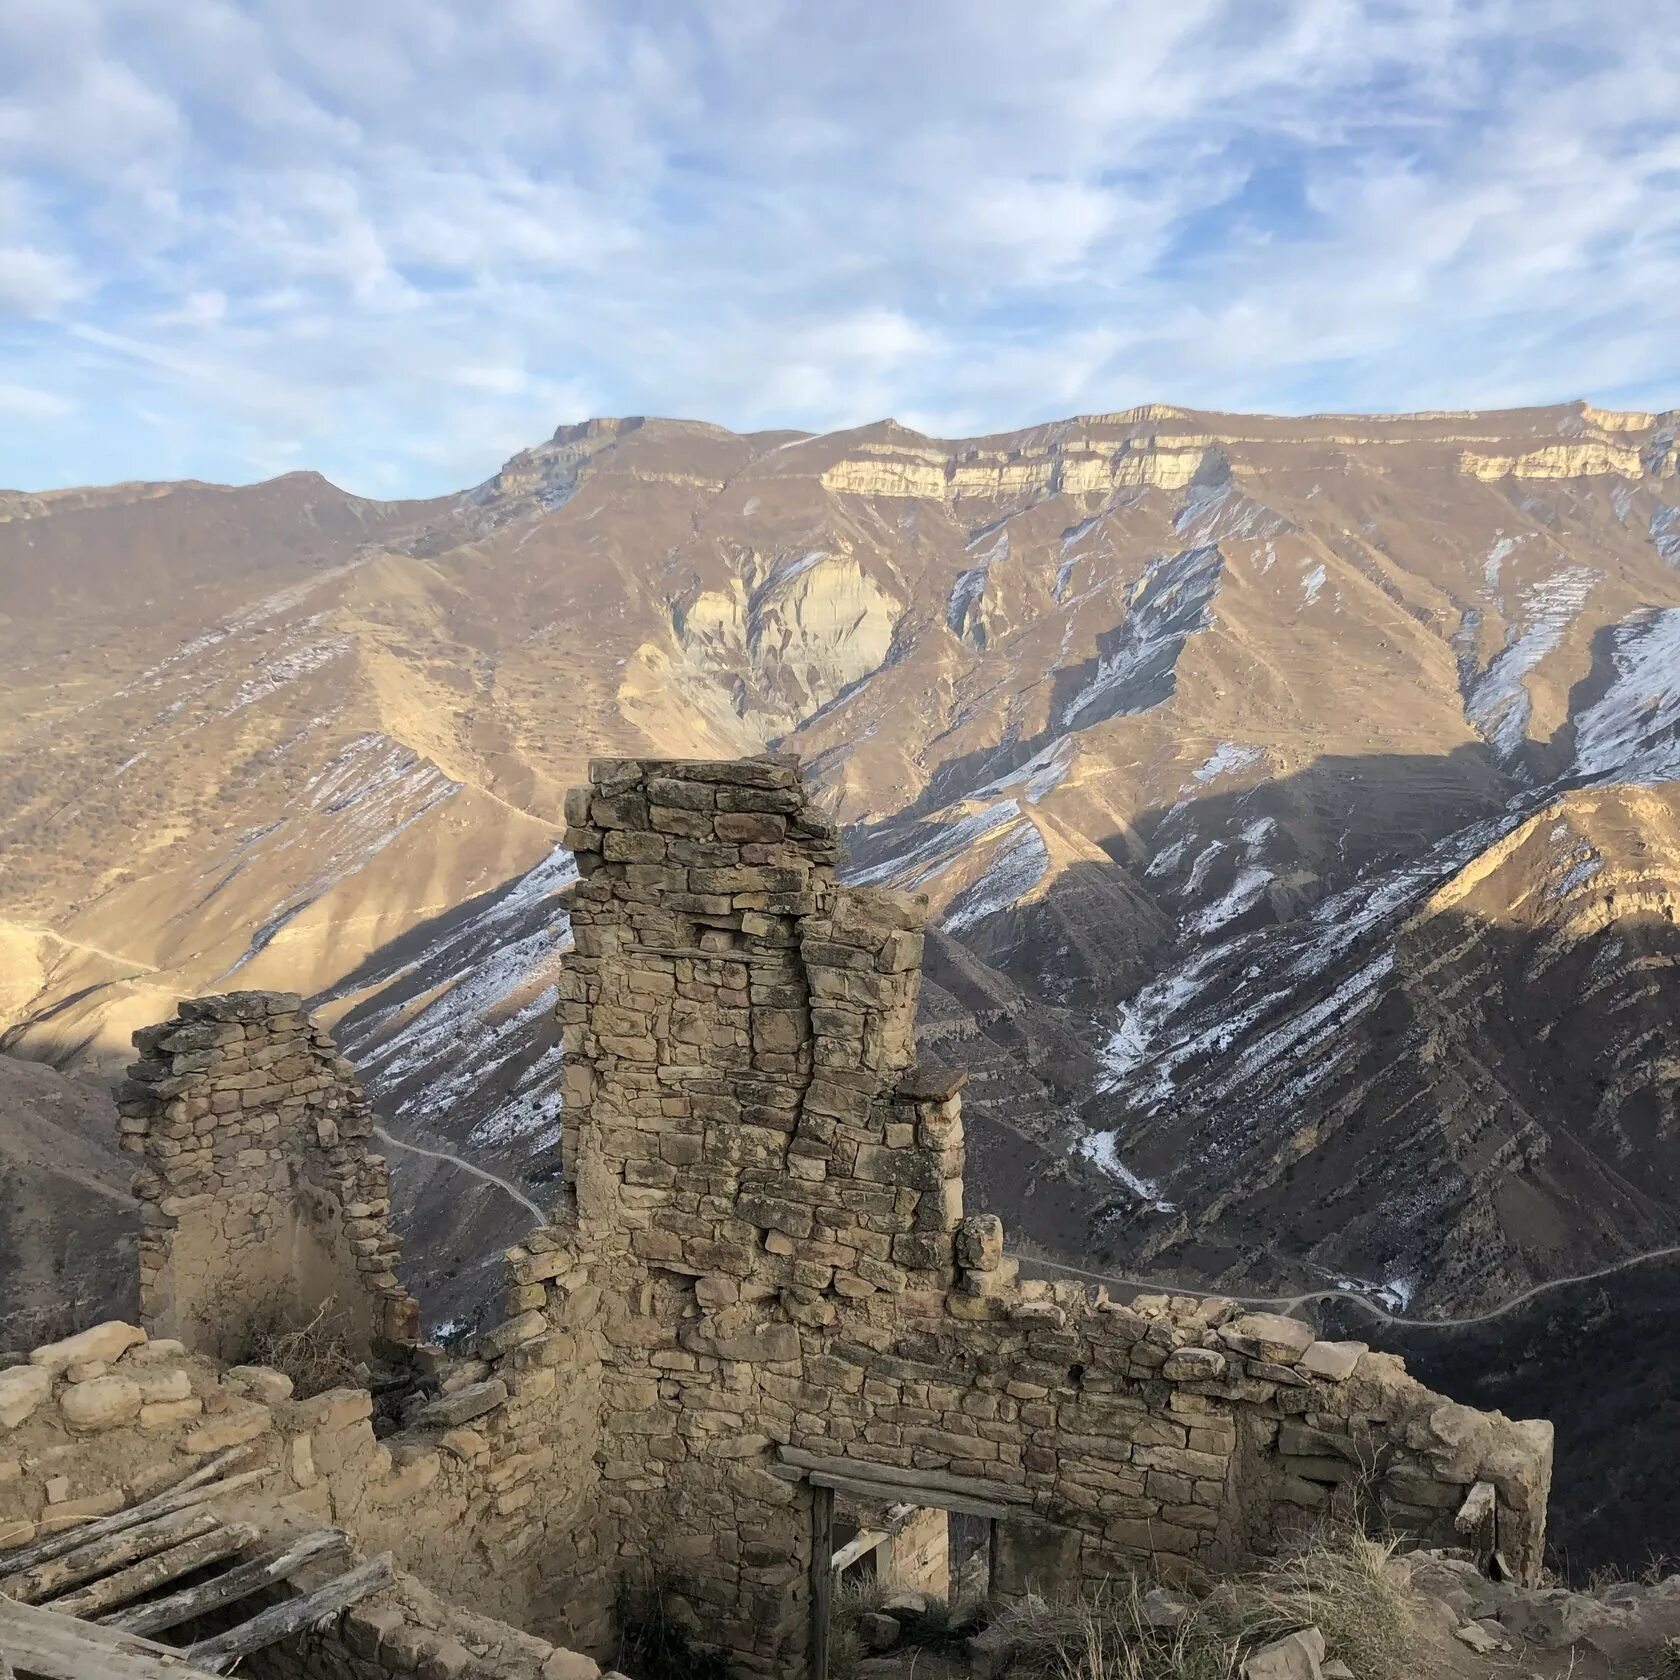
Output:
[
  {"left": 0, "top": 1311, "right": 609, "bottom": 1668},
  {"left": 118, "top": 991, "right": 419, "bottom": 1360}
]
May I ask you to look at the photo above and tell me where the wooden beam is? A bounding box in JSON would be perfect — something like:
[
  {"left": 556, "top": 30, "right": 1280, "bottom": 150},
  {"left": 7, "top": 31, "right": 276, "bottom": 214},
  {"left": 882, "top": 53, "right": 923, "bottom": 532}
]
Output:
[
  {"left": 0, "top": 1449, "right": 267, "bottom": 1577},
  {"left": 806, "top": 1470, "right": 1011, "bottom": 1521},
  {"left": 776, "top": 1446, "right": 1026, "bottom": 1508},
  {"left": 0, "top": 1596, "right": 219, "bottom": 1678},
  {"left": 830, "top": 1528, "right": 887, "bottom": 1574},
  {"left": 102, "top": 1529, "right": 350, "bottom": 1637},
  {"left": 809, "top": 1484, "right": 833, "bottom": 1680},
  {"left": 184, "top": 1552, "right": 395, "bottom": 1673},
  {"left": 50, "top": 1523, "right": 258, "bottom": 1619},
  {"left": 3, "top": 1510, "right": 221, "bottom": 1603}
]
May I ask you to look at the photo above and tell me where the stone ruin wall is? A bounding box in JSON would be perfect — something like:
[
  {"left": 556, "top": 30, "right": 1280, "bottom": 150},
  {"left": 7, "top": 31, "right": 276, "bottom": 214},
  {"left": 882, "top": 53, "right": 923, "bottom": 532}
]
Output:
[
  {"left": 0, "top": 1302, "right": 609, "bottom": 1674},
  {"left": 0, "top": 753, "right": 1556, "bottom": 1680},
  {"left": 119, "top": 993, "right": 420, "bottom": 1362},
  {"left": 542, "top": 755, "right": 1556, "bottom": 1673}
]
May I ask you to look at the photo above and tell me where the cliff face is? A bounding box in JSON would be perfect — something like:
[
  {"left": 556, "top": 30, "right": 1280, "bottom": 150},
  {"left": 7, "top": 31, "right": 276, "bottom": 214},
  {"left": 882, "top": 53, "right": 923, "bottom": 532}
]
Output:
[{"left": 1, "top": 400, "right": 1678, "bottom": 1324}]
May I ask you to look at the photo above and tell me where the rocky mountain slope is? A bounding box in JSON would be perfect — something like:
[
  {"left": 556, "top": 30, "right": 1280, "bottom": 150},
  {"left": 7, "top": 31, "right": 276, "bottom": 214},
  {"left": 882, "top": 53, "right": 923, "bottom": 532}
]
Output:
[{"left": 2, "top": 401, "right": 1678, "bottom": 1327}]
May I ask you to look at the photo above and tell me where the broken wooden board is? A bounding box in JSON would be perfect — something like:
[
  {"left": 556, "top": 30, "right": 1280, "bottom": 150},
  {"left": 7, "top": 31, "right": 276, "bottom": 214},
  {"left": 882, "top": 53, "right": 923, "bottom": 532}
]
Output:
[
  {"left": 0, "top": 1594, "right": 221, "bottom": 1678},
  {"left": 50, "top": 1522, "right": 259, "bottom": 1618},
  {"left": 101, "top": 1527, "right": 349, "bottom": 1637},
  {"left": 183, "top": 1551, "right": 395, "bottom": 1672},
  {"left": 0, "top": 1447, "right": 267, "bottom": 1579}
]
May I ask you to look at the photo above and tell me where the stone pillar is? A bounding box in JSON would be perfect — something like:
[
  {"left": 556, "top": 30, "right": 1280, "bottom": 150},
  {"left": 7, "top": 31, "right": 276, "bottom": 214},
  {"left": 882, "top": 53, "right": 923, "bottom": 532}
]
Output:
[
  {"left": 117, "top": 990, "right": 419, "bottom": 1362},
  {"left": 553, "top": 755, "right": 956, "bottom": 1674}
]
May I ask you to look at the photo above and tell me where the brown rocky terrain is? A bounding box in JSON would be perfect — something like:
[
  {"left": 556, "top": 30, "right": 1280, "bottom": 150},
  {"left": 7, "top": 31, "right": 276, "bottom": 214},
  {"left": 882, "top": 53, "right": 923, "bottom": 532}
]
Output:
[{"left": 2, "top": 400, "right": 1678, "bottom": 1335}]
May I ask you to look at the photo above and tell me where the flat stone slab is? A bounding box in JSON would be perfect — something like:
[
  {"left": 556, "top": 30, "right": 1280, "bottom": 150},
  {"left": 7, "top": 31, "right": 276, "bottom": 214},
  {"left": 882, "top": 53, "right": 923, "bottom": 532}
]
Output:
[{"left": 415, "top": 1379, "right": 509, "bottom": 1429}]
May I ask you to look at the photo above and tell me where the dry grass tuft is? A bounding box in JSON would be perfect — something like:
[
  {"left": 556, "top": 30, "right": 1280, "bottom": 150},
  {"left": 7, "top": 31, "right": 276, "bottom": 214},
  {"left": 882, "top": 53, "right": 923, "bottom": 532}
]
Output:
[
  {"left": 1001, "top": 1577, "right": 1239, "bottom": 1680},
  {"left": 244, "top": 1297, "right": 362, "bottom": 1398},
  {"left": 1219, "top": 1532, "right": 1417, "bottom": 1680},
  {"left": 1000, "top": 1529, "right": 1418, "bottom": 1680}
]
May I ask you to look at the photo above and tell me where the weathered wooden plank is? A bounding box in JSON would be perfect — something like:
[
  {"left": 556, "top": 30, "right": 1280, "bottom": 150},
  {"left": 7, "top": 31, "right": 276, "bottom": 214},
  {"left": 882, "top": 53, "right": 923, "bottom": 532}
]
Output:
[
  {"left": 810, "top": 1483, "right": 834, "bottom": 1680},
  {"left": 807, "top": 1470, "right": 1011, "bottom": 1521},
  {"left": 0, "top": 1595, "right": 219, "bottom": 1677},
  {"left": 101, "top": 1528, "right": 349, "bottom": 1636},
  {"left": 776, "top": 1446, "right": 1025, "bottom": 1507},
  {"left": 184, "top": 1552, "right": 395, "bottom": 1672},
  {"left": 3, "top": 1510, "right": 220, "bottom": 1603},
  {"left": 0, "top": 1448, "right": 264, "bottom": 1576},
  {"left": 51, "top": 1522, "right": 258, "bottom": 1618},
  {"left": 829, "top": 1527, "right": 887, "bottom": 1573}
]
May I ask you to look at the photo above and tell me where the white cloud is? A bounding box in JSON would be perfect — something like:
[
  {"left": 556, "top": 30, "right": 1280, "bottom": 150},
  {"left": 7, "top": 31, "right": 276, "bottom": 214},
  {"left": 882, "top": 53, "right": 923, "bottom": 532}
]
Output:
[
  {"left": 0, "top": 382, "right": 73, "bottom": 419},
  {"left": 0, "top": 0, "right": 1676, "bottom": 494},
  {"left": 0, "top": 245, "right": 86, "bottom": 315}
]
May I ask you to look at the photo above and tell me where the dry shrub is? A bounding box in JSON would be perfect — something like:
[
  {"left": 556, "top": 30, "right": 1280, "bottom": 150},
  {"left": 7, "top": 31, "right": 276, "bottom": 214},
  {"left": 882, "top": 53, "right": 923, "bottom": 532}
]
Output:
[
  {"left": 1001, "top": 1577, "right": 1239, "bottom": 1680},
  {"left": 829, "top": 1575, "right": 989, "bottom": 1679},
  {"left": 1001, "top": 1529, "right": 1417, "bottom": 1680},
  {"left": 1221, "top": 1532, "right": 1417, "bottom": 1680},
  {"left": 244, "top": 1297, "right": 362, "bottom": 1398},
  {"left": 612, "top": 1571, "right": 731, "bottom": 1680}
]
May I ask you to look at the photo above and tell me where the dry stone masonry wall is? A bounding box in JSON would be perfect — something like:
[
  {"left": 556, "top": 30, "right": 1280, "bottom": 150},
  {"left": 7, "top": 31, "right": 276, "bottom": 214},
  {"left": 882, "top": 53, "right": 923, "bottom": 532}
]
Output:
[
  {"left": 0, "top": 755, "right": 1556, "bottom": 1680},
  {"left": 0, "top": 1315, "right": 606, "bottom": 1673},
  {"left": 119, "top": 991, "right": 420, "bottom": 1361},
  {"left": 547, "top": 755, "right": 1556, "bottom": 1674}
]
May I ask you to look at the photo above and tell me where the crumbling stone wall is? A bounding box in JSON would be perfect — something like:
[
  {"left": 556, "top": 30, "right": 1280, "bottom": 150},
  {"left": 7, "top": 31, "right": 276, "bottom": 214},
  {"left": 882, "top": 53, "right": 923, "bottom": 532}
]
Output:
[
  {"left": 0, "top": 1313, "right": 608, "bottom": 1666},
  {"left": 119, "top": 991, "right": 419, "bottom": 1361},
  {"left": 0, "top": 755, "right": 1556, "bottom": 1680},
  {"left": 548, "top": 755, "right": 1555, "bottom": 1674}
]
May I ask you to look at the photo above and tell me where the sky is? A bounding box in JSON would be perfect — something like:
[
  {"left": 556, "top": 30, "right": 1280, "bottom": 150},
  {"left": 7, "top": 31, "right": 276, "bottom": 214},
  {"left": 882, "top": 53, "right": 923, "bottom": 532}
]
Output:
[{"left": 3, "top": 0, "right": 1680, "bottom": 499}]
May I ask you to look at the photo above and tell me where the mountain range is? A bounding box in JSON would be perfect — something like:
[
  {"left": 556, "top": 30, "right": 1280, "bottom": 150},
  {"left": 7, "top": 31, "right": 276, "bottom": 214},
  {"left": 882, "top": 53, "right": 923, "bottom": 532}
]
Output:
[{"left": 3, "top": 399, "right": 1678, "bottom": 1341}]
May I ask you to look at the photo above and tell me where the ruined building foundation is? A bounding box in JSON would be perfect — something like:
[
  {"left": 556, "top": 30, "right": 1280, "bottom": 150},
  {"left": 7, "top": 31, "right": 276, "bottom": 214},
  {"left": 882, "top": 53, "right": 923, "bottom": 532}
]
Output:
[{"left": 0, "top": 755, "right": 1554, "bottom": 1679}]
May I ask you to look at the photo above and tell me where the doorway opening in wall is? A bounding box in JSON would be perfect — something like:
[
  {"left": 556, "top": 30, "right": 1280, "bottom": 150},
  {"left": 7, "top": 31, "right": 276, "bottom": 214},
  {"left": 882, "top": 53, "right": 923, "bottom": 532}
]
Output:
[{"left": 822, "top": 1501, "right": 996, "bottom": 1679}]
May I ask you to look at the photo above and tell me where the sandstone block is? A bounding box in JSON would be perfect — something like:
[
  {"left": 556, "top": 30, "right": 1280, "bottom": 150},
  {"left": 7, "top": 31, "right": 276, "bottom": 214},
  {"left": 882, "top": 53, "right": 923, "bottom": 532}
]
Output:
[
  {"left": 1299, "top": 1341, "right": 1365, "bottom": 1382},
  {"left": 540, "top": 1651, "right": 603, "bottom": 1680},
  {"left": 59, "top": 1375, "right": 143, "bottom": 1430},
  {"left": 224, "top": 1365, "right": 294, "bottom": 1405},
  {"left": 182, "top": 1402, "right": 271, "bottom": 1452},
  {"left": 1162, "top": 1348, "right": 1227, "bottom": 1382},
  {"left": 140, "top": 1398, "right": 204, "bottom": 1428},
  {"left": 0, "top": 1365, "right": 52, "bottom": 1429},
  {"left": 478, "top": 1311, "right": 548, "bottom": 1358},
  {"left": 416, "top": 1379, "right": 509, "bottom": 1428},
  {"left": 955, "top": 1213, "right": 1005, "bottom": 1270},
  {"left": 1242, "top": 1626, "right": 1324, "bottom": 1680},
  {"left": 30, "top": 1321, "right": 147, "bottom": 1372},
  {"left": 1218, "top": 1313, "right": 1315, "bottom": 1365},
  {"left": 298, "top": 1387, "right": 373, "bottom": 1430}
]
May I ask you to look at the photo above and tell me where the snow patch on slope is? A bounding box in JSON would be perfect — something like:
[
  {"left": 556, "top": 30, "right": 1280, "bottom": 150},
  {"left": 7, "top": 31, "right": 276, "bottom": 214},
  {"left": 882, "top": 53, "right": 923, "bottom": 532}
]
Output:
[
  {"left": 1060, "top": 545, "right": 1223, "bottom": 730},
  {"left": 1078, "top": 1131, "right": 1176, "bottom": 1212},
  {"left": 1193, "top": 742, "right": 1265, "bottom": 784},
  {"left": 340, "top": 844, "right": 579, "bottom": 1151},
  {"left": 1463, "top": 567, "right": 1598, "bottom": 758},
  {"left": 942, "top": 821, "right": 1051, "bottom": 933},
  {"left": 974, "top": 737, "right": 1074, "bottom": 804},
  {"left": 1652, "top": 505, "right": 1680, "bottom": 567},
  {"left": 1572, "top": 606, "right": 1680, "bottom": 785},
  {"left": 220, "top": 734, "right": 461, "bottom": 974},
  {"left": 846, "top": 801, "right": 1025, "bottom": 890}
]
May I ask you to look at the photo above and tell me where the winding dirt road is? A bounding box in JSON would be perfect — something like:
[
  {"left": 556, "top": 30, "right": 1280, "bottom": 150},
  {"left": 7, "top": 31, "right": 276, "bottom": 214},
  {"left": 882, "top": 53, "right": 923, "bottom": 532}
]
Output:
[
  {"left": 1012, "top": 1244, "right": 1680, "bottom": 1330},
  {"left": 368, "top": 1124, "right": 1680, "bottom": 1330},
  {"left": 371, "top": 1125, "right": 548, "bottom": 1226}
]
